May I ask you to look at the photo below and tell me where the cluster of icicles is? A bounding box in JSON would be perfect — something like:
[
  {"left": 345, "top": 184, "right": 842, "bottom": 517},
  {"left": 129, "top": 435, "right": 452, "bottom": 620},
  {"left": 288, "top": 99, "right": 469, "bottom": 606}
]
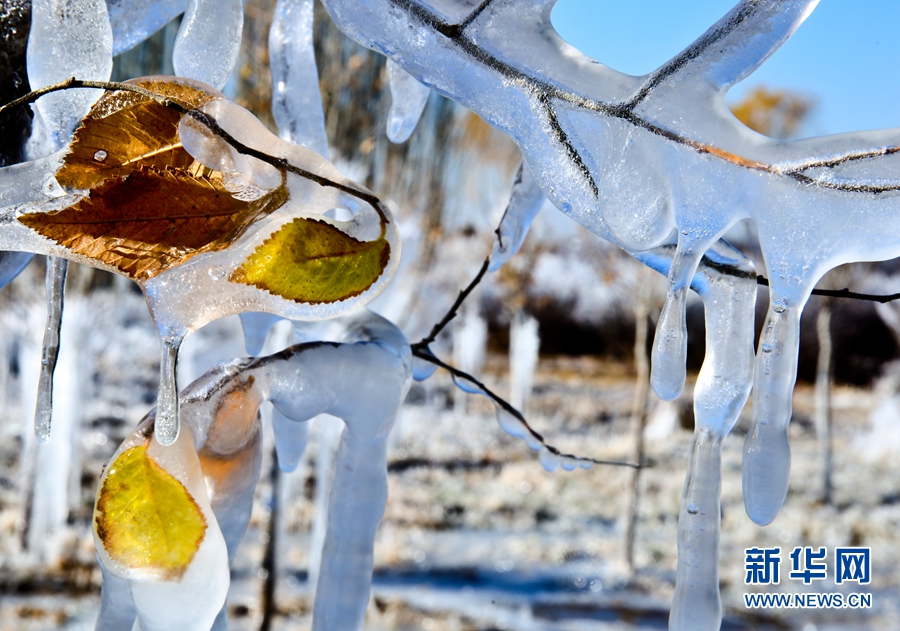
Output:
[{"left": 3, "top": 0, "right": 900, "bottom": 630}]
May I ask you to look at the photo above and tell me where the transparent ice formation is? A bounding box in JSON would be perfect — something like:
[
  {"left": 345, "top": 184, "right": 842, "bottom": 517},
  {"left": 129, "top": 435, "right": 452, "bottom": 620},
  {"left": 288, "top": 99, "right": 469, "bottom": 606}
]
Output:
[
  {"left": 269, "top": 0, "right": 330, "bottom": 158},
  {"left": 7, "top": 1, "right": 900, "bottom": 629},
  {"left": 386, "top": 60, "right": 431, "bottom": 144},
  {"left": 106, "top": 0, "right": 188, "bottom": 55},
  {"left": 93, "top": 310, "right": 411, "bottom": 631},
  {"left": 27, "top": 0, "right": 113, "bottom": 444},
  {"left": 490, "top": 161, "right": 545, "bottom": 272},
  {"left": 0, "top": 79, "right": 400, "bottom": 445},
  {"left": 27, "top": 0, "right": 113, "bottom": 148},
  {"left": 317, "top": 0, "right": 900, "bottom": 627},
  {"left": 172, "top": 0, "right": 244, "bottom": 91}
]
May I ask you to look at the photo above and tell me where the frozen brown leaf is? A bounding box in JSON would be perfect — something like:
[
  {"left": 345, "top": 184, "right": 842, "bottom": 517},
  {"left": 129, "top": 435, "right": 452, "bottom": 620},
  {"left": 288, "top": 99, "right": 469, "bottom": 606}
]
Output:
[{"left": 20, "top": 167, "right": 288, "bottom": 280}]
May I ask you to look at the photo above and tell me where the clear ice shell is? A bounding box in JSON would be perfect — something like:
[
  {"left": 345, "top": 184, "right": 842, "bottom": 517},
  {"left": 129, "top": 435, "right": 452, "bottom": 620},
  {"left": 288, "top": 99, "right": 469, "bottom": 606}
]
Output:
[
  {"left": 490, "top": 161, "right": 544, "bottom": 272},
  {"left": 272, "top": 408, "right": 309, "bottom": 473},
  {"left": 27, "top": 0, "right": 113, "bottom": 148},
  {"left": 173, "top": 0, "right": 243, "bottom": 91},
  {"left": 239, "top": 312, "right": 282, "bottom": 356},
  {"left": 269, "top": 0, "right": 330, "bottom": 157},
  {"left": 386, "top": 60, "right": 431, "bottom": 144},
  {"left": 106, "top": 0, "right": 188, "bottom": 55}
]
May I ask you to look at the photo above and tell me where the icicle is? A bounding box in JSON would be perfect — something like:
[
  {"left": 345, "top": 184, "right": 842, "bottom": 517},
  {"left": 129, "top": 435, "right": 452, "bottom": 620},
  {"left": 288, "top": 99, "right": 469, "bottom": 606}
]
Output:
[
  {"left": 172, "top": 0, "right": 243, "bottom": 91},
  {"left": 669, "top": 430, "right": 724, "bottom": 631},
  {"left": 307, "top": 414, "right": 342, "bottom": 595},
  {"left": 453, "top": 306, "right": 487, "bottom": 414},
  {"left": 239, "top": 312, "right": 281, "bottom": 356},
  {"left": 386, "top": 60, "right": 430, "bottom": 144},
  {"left": 312, "top": 426, "right": 388, "bottom": 631},
  {"left": 669, "top": 252, "right": 756, "bottom": 631},
  {"left": 490, "top": 162, "right": 544, "bottom": 272},
  {"left": 26, "top": 0, "right": 113, "bottom": 148},
  {"left": 155, "top": 336, "right": 183, "bottom": 446},
  {"left": 26, "top": 0, "right": 112, "bottom": 444},
  {"left": 273, "top": 408, "right": 309, "bottom": 473},
  {"left": 33, "top": 257, "right": 66, "bottom": 444},
  {"left": 743, "top": 296, "right": 803, "bottom": 526},
  {"left": 269, "top": 0, "right": 330, "bottom": 157},
  {"left": 651, "top": 232, "right": 715, "bottom": 402},
  {"left": 509, "top": 312, "right": 539, "bottom": 412},
  {"left": 107, "top": 0, "right": 187, "bottom": 55}
]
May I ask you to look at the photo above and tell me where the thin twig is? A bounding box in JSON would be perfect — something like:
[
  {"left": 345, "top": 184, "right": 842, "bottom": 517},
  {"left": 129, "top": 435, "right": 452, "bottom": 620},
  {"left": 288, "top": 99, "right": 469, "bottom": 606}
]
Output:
[
  {"left": 258, "top": 446, "right": 281, "bottom": 631},
  {"left": 412, "top": 346, "right": 644, "bottom": 469},
  {"left": 411, "top": 256, "right": 490, "bottom": 351},
  {"left": 757, "top": 275, "right": 900, "bottom": 304}
]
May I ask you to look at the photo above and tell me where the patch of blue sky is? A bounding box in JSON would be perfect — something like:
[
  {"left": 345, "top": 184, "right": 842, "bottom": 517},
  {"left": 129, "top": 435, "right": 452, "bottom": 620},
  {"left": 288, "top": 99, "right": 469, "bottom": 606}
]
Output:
[{"left": 551, "top": 0, "right": 900, "bottom": 137}]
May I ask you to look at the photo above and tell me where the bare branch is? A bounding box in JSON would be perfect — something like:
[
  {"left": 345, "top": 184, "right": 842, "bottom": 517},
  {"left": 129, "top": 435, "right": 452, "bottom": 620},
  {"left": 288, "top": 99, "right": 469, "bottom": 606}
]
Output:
[
  {"left": 412, "top": 346, "right": 644, "bottom": 470},
  {"left": 411, "top": 256, "right": 490, "bottom": 352},
  {"left": 757, "top": 275, "right": 900, "bottom": 304}
]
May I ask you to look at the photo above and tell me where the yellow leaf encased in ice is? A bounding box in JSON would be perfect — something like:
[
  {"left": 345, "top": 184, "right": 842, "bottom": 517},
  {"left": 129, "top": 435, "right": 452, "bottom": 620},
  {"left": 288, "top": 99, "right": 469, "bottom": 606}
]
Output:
[
  {"left": 94, "top": 445, "right": 207, "bottom": 579},
  {"left": 230, "top": 217, "right": 390, "bottom": 303}
]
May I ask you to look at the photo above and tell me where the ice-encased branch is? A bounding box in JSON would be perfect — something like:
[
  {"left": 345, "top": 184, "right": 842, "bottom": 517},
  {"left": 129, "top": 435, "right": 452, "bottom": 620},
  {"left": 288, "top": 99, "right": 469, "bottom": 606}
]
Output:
[{"left": 95, "top": 310, "right": 411, "bottom": 631}]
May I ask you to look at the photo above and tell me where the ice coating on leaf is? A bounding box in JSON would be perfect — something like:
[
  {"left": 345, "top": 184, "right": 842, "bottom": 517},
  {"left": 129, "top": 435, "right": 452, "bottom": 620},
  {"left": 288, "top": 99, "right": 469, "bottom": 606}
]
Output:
[
  {"left": 106, "top": 0, "right": 188, "bottom": 55},
  {"left": 27, "top": 0, "right": 113, "bottom": 148},
  {"left": 489, "top": 161, "right": 544, "bottom": 272},
  {"left": 1, "top": 79, "right": 399, "bottom": 447},
  {"left": 94, "top": 310, "right": 411, "bottom": 630},
  {"left": 0, "top": 148, "right": 67, "bottom": 206},
  {"left": 386, "top": 60, "right": 431, "bottom": 144},
  {"left": 172, "top": 0, "right": 243, "bottom": 91},
  {"left": 94, "top": 420, "right": 230, "bottom": 631},
  {"left": 269, "top": 0, "right": 330, "bottom": 158}
]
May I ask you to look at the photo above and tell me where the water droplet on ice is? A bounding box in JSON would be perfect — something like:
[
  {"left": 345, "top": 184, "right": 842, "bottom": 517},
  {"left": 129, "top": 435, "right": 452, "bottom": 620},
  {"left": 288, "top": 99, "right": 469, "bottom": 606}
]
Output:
[
  {"left": 539, "top": 448, "right": 561, "bottom": 472},
  {"left": 561, "top": 456, "right": 579, "bottom": 471},
  {"left": 761, "top": 343, "right": 774, "bottom": 353},
  {"left": 773, "top": 300, "right": 787, "bottom": 313},
  {"left": 687, "top": 504, "right": 699, "bottom": 515},
  {"left": 208, "top": 266, "right": 225, "bottom": 280}
]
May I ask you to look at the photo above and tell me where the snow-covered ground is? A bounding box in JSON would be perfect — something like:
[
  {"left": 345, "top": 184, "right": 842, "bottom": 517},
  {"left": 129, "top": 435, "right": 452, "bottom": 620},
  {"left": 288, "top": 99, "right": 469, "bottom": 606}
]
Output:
[{"left": 1, "top": 274, "right": 898, "bottom": 630}]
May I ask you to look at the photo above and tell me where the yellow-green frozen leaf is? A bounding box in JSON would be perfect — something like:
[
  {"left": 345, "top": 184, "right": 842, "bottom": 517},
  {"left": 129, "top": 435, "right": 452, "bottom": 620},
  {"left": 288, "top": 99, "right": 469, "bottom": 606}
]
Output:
[
  {"left": 94, "top": 445, "right": 207, "bottom": 579},
  {"left": 230, "top": 217, "right": 390, "bottom": 303}
]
